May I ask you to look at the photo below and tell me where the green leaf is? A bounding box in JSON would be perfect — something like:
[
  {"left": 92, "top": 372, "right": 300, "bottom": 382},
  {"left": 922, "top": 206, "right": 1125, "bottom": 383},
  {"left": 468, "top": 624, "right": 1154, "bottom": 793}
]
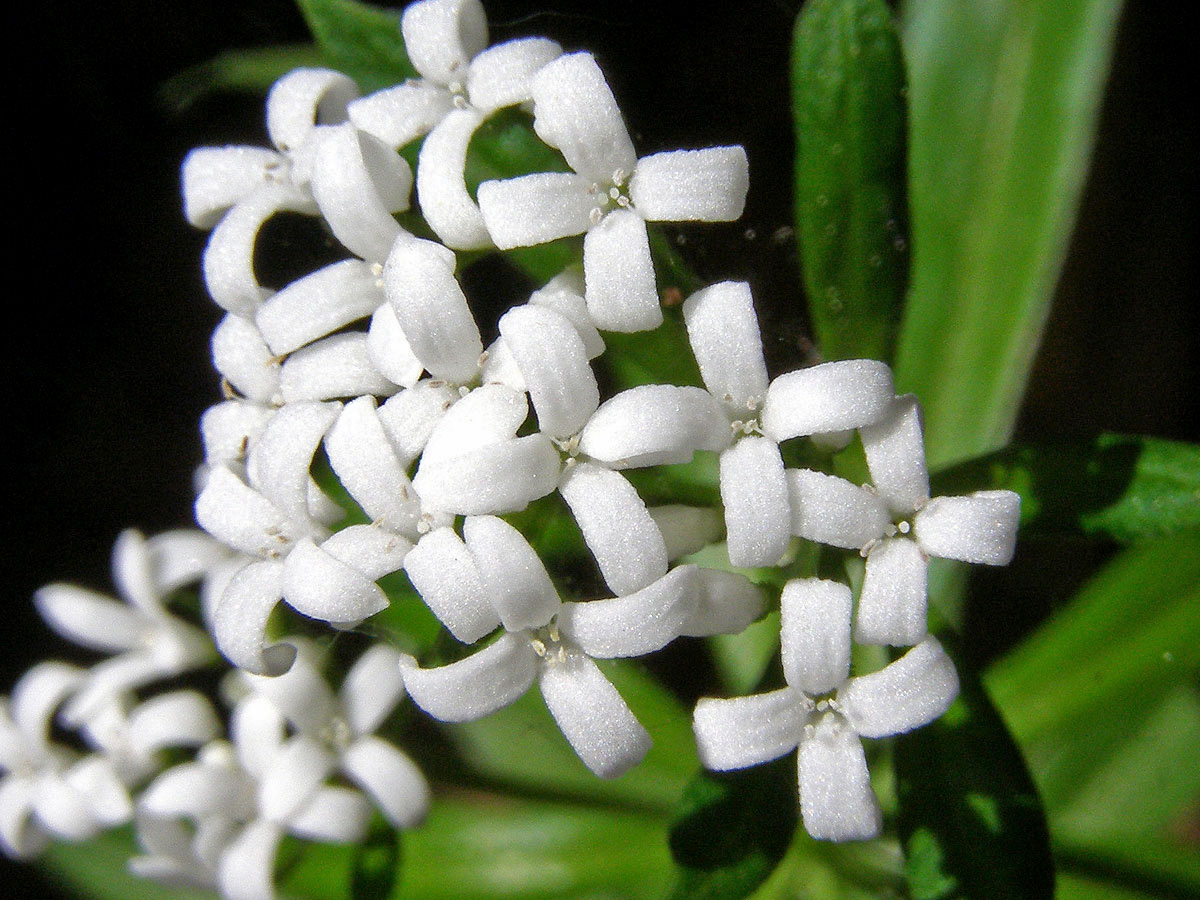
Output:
[
  {"left": 895, "top": 641, "right": 1054, "bottom": 900},
  {"left": 159, "top": 45, "right": 326, "bottom": 112},
  {"left": 895, "top": 0, "right": 1123, "bottom": 468},
  {"left": 295, "top": 0, "right": 414, "bottom": 92},
  {"left": 666, "top": 757, "right": 799, "bottom": 900},
  {"left": 792, "top": 0, "right": 909, "bottom": 362},
  {"left": 281, "top": 792, "right": 673, "bottom": 900},
  {"left": 39, "top": 828, "right": 214, "bottom": 900},
  {"left": 932, "top": 435, "right": 1200, "bottom": 544},
  {"left": 351, "top": 819, "right": 402, "bottom": 900},
  {"left": 448, "top": 659, "right": 698, "bottom": 814}
]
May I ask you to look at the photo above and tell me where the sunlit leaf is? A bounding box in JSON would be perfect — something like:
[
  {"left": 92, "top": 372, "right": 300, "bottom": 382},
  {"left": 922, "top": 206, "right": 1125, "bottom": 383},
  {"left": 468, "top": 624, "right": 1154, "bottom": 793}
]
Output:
[
  {"left": 895, "top": 0, "right": 1123, "bottom": 468},
  {"left": 296, "top": 0, "right": 414, "bottom": 92},
  {"left": 792, "top": 0, "right": 909, "bottom": 362}
]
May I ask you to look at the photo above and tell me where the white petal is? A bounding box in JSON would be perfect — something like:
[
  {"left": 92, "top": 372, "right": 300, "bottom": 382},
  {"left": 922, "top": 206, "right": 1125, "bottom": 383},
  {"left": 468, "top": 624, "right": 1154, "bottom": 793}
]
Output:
[
  {"left": 558, "top": 565, "right": 695, "bottom": 658},
  {"left": 266, "top": 68, "right": 358, "bottom": 153},
  {"left": 538, "top": 652, "right": 649, "bottom": 778},
  {"left": 212, "top": 560, "right": 296, "bottom": 676},
  {"left": 401, "top": 0, "right": 488, "bottom": 86},
  {"left": 201, "top": 401, "right": 275, "bottom": 465},
  {"left": 477, "top": 172, "right": 595, "bottom": 248},
  {"left": 279, "top": 332, "right": 400, "bottom": 401},
  {"left": 203, "top": 186, "right": 313, "bottom": 316},
  {"left": 321, "top": 524, "right": 412, "bottom": 581},
  {"left": 258, "top": 737, "right": 334, "bottom": 825},
  {"left": 579, "top": 384, "right": 729, "bottom": 468},
  {"left": 247, "top": 400, "right": 340, "bottom": 523},
  {"left": 366, "top": 304, "right": 426, "bottom": 390},
  {"left": 915, "top": 491, "right": 1020, "bottom": 565},
  {"left": 693, "top": 687, "right": 805, "bottom": 771},
  {"left": 855, "top": 538, "right": 928, "bottom": 646},
  {"left": 479, "top": 336, "right": 526, "bottom": 389},
  {"left": 211, "top": 313, "right": 280, "bottom": 403},
  {"left": 413, "top": 434, "right": 560, "bottom": 515},
  {"left": 761, "top": 360, "right": 894, "bottom": 441},
  {"left": 720, "top": 437, "right": 791, "bottom": 567},
  {"left": 684, "top": 569, "right": 764, "bottom": 637},
  {"left": 66, "top": 758, "right": 133, "bottom": 825},
  {"left": 194, "top": 466, "right": 290, "bottom": 557},
  {"left": 399, "top": 634, "right": 536, "bottom": 721},
  {"left": 182, "top": 146, "right": 285, "bottom": 229},
  {"left": 287, "top": 786, "right": 371, "bottom": 843},
  {"left": 231, "top": 696, "right": 287, "bottom": 780},
  {"left": 798, "top": 716, "right": 881, "bottom": 841},
  {"left": 217, "top": 820, "right": 281, "bottom": 900},
  {"left": 530, "top": 52, "right": 636, "bottom": 183},
  {"left": 420, "top": 382, "right": 526, "bottom": 459},
  {"left": 33, "top": 586, "right": 143, "bottom": 653},
  {"left": 255, "top": 260, "right": 382, "bottom": 355},
  {"left": 499, "top": 305, "right": 598, "bottom": 438},
  {"left": 528, "top": 269, "right": 604, "bottom": 358},
  {"left": 840, "top": 637, "right": 959, "bottom": 739},
  {"left": 377, "top": 378, "right": 459, "bottom": 464},
  {"left": 325, "top": 397, "right": 422, "bottom": 530},
  {"left": 311, "top": 124, "right": 413, "bottom": 262},
  {"left": 33, "top": 777, "right": 104, "bottom": 841},
  {"left": 780, "top": 578, "right": 852, "bottom": 695},
  {"left": 403, "top": 527, "right": 500, "bottom": 643},
  {"left": 583, "top": 209, "right": 661, "bottom": 332},
  {"left": 128, "top": 692, "right": 221, "bottom": 758},
  {"left": 384, "top": 235, "right": 483, "bottom": 383},
  {"left": 467, "top": 37, "right": 562, "bottom": 111},
  {"left": 860, "top": 394, "right": 929, "bottom": 515},
  {"left": 464, "top": 515, "right": 560, "bottom": 631},
  {"left": 11, "top": 662, "right": 84, "bottom": 749},
  {"left": 339, "top": 644, "right": 407, "bottom": 736},
  {"left": 148, "top": 530, "right": 232, "bottom": 592},
  {"left": 0, "top": 779, "right": 47, "bottom": 859},
  {"left": 648, "top": 505, "right": 723, "bottom": 561},
  {"left": 342, "top": 736, "right": 430, "bottom": 828},
  {"left": 630, "top": 146, "right": 749, "bottom": 222},
  {"left": 349, "top": 80, "right": 455, "bottom": 148},
  {"left": 282, "top": 538, "right": 388, "bottom": 626},
  {"left": 786, "top": 468, "right": 890, "bottom": 549},
  {"left": 242, "top": 654, "right": 336, "bottom": 737},
  {"left": 139, "top": 760, "right": 253, "bottom": 821},
  {"left": 417, "top": 108, "right": 492, "bottom": 249},
  {"left": 682, "top": 281, "right": 768, "bottom": 409},
  {"left": 558, "top": 463, "right": 668, "bottom": 595}
]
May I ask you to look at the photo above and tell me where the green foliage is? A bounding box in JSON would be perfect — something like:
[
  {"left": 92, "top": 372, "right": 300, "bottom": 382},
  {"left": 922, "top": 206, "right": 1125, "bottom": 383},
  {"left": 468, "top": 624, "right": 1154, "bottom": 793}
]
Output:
[
  {"left": 792, "top": 0, "right": 910, "bottom": 363},
  {"left": 295, "top": 0, "right": 415, "bottom": 91},
  {"left": 933, "top": 434, "right": 1200, "bottom": 543},
  {"left": 895, "top": 0, "right": 1123, "bottom": 468}
]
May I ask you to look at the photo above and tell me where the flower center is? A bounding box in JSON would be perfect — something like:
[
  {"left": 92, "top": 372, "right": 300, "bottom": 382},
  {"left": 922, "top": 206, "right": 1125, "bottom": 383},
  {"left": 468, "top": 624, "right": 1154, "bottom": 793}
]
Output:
[
  {"left": 588, "top": 168, "right": 632, "bottom": 225},
  {"left": 726, "top": 393, "right": 765, "bottom": 438},
  {"left": 318, "top": 716, "right": 354, "bottom": 753},
  {"left": 528, "top": 621, "right": 567, "bottom": 665}
]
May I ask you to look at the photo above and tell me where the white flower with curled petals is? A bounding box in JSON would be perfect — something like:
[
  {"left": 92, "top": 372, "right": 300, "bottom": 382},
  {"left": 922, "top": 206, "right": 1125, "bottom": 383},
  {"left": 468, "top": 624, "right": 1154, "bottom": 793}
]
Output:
[
  {"left": 1, "top": 663, "right": 132, "bottom": 858},
  {"left": 240, "top": 643, "right": 430, "bottom": 830},
  {"left": 33, "top": 530, "right": 224, "bottom": 725},
  {"left": 786, "top": 395, "right": 1020, "bottom": 645},
  {"left": 681, "top": 281, "right": 895, "bottom": 567},
  {"left": 400, "top": 516, "right": 756, "bottom": 777},
  {"left": 692, "top": 578, "right": 959, "bottom": 841},
  {"left": 478, "top": 52, "right": 750, "bottom": 331}
]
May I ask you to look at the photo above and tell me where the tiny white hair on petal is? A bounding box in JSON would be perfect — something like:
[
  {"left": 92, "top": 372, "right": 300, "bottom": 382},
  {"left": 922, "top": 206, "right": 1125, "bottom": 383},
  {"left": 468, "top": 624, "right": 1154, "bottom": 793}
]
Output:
[
  {"left": 403, "top": 526, "right": 500, "bottom": 643},
  {"left": 255, "top": 260, "right": 382, "bottom": 356},
  {"left": 417, "top": 108, "right": 493, "bottom": 249},
  {"left": 840, "top": 637, "right": 959, "bottom": 739},
  {"left": 464, "top": 515, "right": 561, "bottom": 632},
  {"left": 349, "top": 80, "right": 455, "bottom": 148},
  {"left": 797, "top": 715, "right": 882, "bottom": 841},
  {"left": 629, "top": 146, "right": 749, "bottom": 223},
  {"left": 860, "top": 394, "right": 930, "bottom": 516},
  {"left": 467, "top": 38, "right": 562, "bottom": 112},
  {"left": 719, "top": 437, "right": 791, "bottom": 568},
  {"left": 266, "top": 68, "right": 358, "bottom": 153},
  {"left": 855, "top": 538, "right": 929, "bottom": 646},
  {"left": 401, "top": 0, "right": 488, "bottom": 87},
  {"left": 682, "top": 281, "right": 768, "bottom": 411},
  {"left": 914, "top": 491, "right": 1021, "bottom": 565},
  {"left": 278, "top": 333, "right": 400, "bottom": 402},
  {"left": 761, "top": 359, "right": 894, "bottom": 441},
  {"left": 786, "top": 468, "right": 890, "bottom": 550},
  {"left": 211, "top": 314, "right": 280, "bottom": 404},
  {"left": 780, "top": 578, "right": 852, "bottom": 696},
  {"left": 182, "top": 147, "right": 284, "bottom": 229},
  {"left": 693, "top": 688, "right": 805, "bottom": 771},
  {"left": 582, "top": 208, "right": 662, "bottom": 332}
]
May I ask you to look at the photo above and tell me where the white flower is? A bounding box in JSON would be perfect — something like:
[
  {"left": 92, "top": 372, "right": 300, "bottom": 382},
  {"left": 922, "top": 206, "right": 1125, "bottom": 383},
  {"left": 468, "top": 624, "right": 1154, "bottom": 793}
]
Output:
[
  {"left": 33, "top": 530, "right": 223, "bottom": 724},
  {"left": 682, "top": 281, "right": 897, "bottom": 567},
  {"left": 787, "top": 395, "right": 1021, "bottom": 644},
  {"left": 400, "top": 515, "right": 759, "bottom": 777},
  {"left": 477, "top": 52, "right": 750, "bottom": 331},
  {"left": 692, "top": 578, "right": 959, "bottom": 841},
  {"left": 0, "top": 663, "right": 131, "bottom": 858}
]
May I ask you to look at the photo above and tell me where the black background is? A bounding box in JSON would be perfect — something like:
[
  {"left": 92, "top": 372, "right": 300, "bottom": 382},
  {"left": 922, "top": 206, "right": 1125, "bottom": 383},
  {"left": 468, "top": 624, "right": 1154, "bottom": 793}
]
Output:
[{"left": 5, "top": 1, "right": 1195, "bottom": 897}]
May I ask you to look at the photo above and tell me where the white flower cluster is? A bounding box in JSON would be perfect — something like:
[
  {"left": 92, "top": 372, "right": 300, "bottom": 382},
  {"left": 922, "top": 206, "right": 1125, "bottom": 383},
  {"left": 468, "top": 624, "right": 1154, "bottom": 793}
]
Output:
[{"left": 4, "top": 0, "right": 1022, "bottom": 895}]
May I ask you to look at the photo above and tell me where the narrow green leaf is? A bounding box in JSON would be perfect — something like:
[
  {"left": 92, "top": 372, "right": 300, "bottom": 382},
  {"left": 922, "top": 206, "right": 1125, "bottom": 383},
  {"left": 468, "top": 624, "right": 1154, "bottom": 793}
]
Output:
[
  {"left": 895, "top": 641, "right": 1054, "bottom": 900},
  {"left": 448, "top": 659, "right": 698, "bottom": 814},
  {"left": 666, "top": 757, "right": 799, "bottom": 900},
  {"left": 895, "top": 0, "right": 1123, "bottom": 468},
  {"left": 295, "top": 0, "right": 414, "bottom": 92},
  {"left": 933, "top": 435, "right": 1200, "bottom": 543},
  {"left": 792, "top": 0, "right": 910, "bottom": 362},
  {"left": 159, "top": 45, "right": 326, "bottom": 112},
  {"left": 351, "top": 820, "right": 402, "bottom": 900}
]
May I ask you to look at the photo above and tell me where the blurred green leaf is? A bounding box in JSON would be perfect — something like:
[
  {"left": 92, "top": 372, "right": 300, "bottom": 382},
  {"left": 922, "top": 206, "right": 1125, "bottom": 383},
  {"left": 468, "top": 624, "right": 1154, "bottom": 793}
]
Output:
[
  {"left": 159, "top": 45, "right": 325, "bottom": 112},
  {"left": 895, "top": 640, "right": 1054, "bottom": 900},
  {"left": 449, "top": 659, "right": 698, "bottom": 814},
  {"left": 282, "top": 791, "right": 673, "bottom": 900},
  {"left": 666, "top": 757, "right": 798, "bottom": 900},
  {"left": 295, "top": 0, "right": 414, "bottom": 92},
  {"left": 40, "top": 827, "right": 213, "bottom": 900},
  {"left": 933, "top": 435, "right": 1200, "bottom": 543},
  {"left": 350, "top": 819, "right": 402, "bottom": 900},
  {"left": 792, "top": 0, "right": 909, "bottom": 362},
  {"left": 895, "top": 0, "right": 1123, "bottom": 468}
]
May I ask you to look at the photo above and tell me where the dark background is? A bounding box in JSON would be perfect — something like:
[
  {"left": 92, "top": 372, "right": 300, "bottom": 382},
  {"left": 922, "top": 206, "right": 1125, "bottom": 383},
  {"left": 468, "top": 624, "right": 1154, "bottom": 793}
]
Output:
[{"left": 5, "top": 1, "right": 1195, "bottom": 896}]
